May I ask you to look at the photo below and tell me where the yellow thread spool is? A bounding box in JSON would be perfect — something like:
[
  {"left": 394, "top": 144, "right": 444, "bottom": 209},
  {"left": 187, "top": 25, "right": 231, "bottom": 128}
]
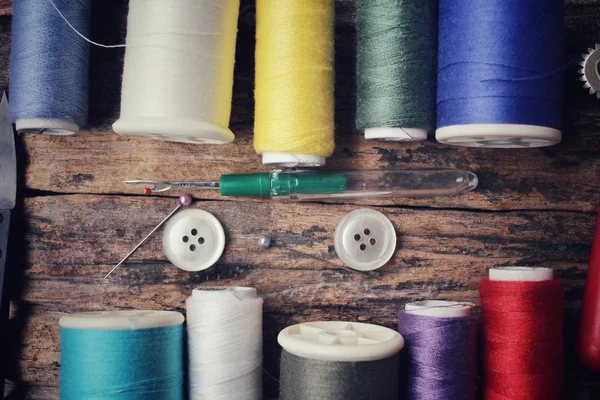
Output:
[{"left": 254, "top": 0, "right": 335, "bottom": 167}]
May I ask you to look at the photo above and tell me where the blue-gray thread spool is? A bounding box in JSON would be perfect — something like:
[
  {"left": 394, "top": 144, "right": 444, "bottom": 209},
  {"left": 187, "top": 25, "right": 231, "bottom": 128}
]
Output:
[
  {"left": 10, "top": 0, "right": 90, "bottom": 135},
  {"left": 356, "top": 0, "right": 437, "bottom": 141},
  {"left": 278, "top": 321, "right": 405, "bottom": 400}
]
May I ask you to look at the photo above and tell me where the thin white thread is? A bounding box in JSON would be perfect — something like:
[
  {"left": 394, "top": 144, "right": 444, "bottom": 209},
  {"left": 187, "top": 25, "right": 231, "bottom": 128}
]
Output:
[
  {"left": 186, "top": 288, "right": 263, "bottom": 400},
  {"left": 47, "top": 0, "right": 127, "bottom": 48}
]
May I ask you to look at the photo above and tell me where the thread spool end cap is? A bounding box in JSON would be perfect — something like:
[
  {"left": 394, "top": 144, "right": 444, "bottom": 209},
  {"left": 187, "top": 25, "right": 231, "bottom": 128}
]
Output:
[
  {"left": 278, "top": 321, "right": 404, "bottom": 362},
  {"left": 113, "top": 117, "right": 234, "bottom": 144},
  {"left": 489, "top": 267, "right": 553, "bottom": 281},
  {"left": 436, "top": 124, "right": 561, "bottom": 148},
  {"left": 365, "top": 127, "right": 427, "bottom": 142},
  {"left": 262, "top": 152, "right": 325, "bottom": 167},
  {"left": 16, "top": 118, "right": 79, "bottom": 135},
  {"left": 405, "top": 300, "right": 474, "bottom": 318}
]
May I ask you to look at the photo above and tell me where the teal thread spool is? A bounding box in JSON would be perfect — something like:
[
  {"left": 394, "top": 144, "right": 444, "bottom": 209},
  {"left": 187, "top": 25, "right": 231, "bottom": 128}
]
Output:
[
  {"left": 356, "top": 0, "right": 437, "bottom": 141},
  {"left": 59, "top": 311, "right": 185, "bottom": 400}
]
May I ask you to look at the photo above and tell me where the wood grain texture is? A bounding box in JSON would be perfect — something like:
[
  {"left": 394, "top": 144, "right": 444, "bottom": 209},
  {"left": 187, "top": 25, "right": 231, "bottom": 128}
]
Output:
[
  {"left": 3, "top": 0, "right": 600, "bottom": 399},
  {"left": 4, "top": 195, "right": 600, "bottom": 399},
  {"left": 0, "top": 0, "right": 598, "bottom": 211}
]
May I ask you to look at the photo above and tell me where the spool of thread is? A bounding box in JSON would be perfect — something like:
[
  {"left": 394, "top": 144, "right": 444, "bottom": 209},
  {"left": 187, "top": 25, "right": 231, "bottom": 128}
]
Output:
[
  {"left": 398, "top": 300, "right": 477, "bottom": 400},
  {"left": 254, "top": 0, "right": 335, "bottom": 167},
  {"left": 113, "top": 0, "right": 240, "bottom": 144},
  {"left": 479, "top": 267, "right": 564, "bottom": 400},
  {"left": 578, "top": 210, "right": 600, "bottom": 370},
  {"left": 10, "top": 0, "right": 90, "bottom": 135},
  {"left": 59, "top": 310, "right": 184, "bottom": 400},
  {"left": 356, "top": 0, "right": 436, "bottom": 142},
  {"left": 186, "top": 287, "right": 263, "bottom": 400},
  {"left": 437, "top": 0, "right": 564, "bottom": 148},
  {"left": 278, "top": 321, "right": 404, "bottom": 400}
]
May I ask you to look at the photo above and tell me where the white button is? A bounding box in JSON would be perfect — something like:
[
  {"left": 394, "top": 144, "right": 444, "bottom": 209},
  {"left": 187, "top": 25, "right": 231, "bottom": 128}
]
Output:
[
  {"left": 334, "top": 209, "right": 396, "bottom": 271},
  {"left": 163, "top": 209, "right": 225, "bottom": 271}
]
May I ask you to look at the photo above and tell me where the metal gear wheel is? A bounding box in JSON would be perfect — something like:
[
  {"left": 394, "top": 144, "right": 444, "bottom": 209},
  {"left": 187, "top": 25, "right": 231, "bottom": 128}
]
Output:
[{"left": 580, "top": 44, "right": 600, "bottom": 98}]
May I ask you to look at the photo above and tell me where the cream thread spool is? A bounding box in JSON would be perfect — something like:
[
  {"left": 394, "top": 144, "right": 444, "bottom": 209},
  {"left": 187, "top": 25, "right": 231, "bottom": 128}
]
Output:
[{"left": 113, "top": 0, "right": 240, "bottom": 144}]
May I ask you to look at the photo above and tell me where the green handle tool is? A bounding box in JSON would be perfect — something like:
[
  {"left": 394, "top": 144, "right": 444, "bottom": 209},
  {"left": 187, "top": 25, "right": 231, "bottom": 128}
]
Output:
[{"left": 125, "top": 169, "right": 478, "bottom": 201}]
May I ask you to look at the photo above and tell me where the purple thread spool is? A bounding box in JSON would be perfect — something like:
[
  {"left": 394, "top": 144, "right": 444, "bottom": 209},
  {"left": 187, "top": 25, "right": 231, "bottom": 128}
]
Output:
[{"left": 398, "top": 300, "right": 478, "bottom": 400}]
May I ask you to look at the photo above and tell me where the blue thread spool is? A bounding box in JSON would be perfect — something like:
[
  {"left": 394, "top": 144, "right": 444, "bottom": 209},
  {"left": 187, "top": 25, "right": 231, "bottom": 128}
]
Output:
[
  {"left": 436, "top": 0, "right": 564, "bottom": 148},
  {"left": 59, "top": 310, "right": 185, "bottom": 400},
  {"left": 9, "top": 0, "right": 90, "bottom": 135}
]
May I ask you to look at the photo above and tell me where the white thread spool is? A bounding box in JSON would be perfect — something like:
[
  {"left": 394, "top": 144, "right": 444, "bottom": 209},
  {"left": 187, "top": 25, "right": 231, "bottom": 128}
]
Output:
[
  {"left": 186, "top": 287, "right": 263, "bottom": 400},
  {"left": 489, "top": 266, "right": 554, "bottom": 282},
  {"left": 113, "top": 0, "right": 240, "bottom": 144}
]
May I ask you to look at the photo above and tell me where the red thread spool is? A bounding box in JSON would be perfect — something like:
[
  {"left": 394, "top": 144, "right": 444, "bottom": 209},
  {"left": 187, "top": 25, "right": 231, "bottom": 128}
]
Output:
[
  {"left": 578, "top": 210, "right": 600, "bottom": 370},
  {"left": 480, "top": 267, "right": 564, "bottom": 400}
]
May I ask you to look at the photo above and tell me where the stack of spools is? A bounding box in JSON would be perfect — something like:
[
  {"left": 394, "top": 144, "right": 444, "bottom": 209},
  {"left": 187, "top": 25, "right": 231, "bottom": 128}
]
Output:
[
  {"left": 10, "top": 0, "right": 91, "bottom": 135},
  {"left": 57, "top": 277, "right": 568, "bottom": 399},
  {"left": 254, "top": 0, "right": 335, "bottom": 167},
  {"left": 277, "top": 321, "right": 404, "bottom": 399},
  {"left": 436, "top": 0, "right": 564, "bottom": 148},
  {"left": 60, "top": 288, "right": 264, "bottom": 399}
]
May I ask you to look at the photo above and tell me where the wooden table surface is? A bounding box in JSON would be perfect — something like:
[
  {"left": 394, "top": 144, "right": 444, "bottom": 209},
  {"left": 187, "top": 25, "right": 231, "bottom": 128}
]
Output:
[{"left": 3, "top": 0, "right": 600, "bottom": 398}]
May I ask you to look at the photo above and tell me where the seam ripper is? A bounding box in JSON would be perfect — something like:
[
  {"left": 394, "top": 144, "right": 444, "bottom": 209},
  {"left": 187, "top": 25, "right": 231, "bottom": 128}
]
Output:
[{"left": 124, "top": 169, "right": 478, "bottom": 200}]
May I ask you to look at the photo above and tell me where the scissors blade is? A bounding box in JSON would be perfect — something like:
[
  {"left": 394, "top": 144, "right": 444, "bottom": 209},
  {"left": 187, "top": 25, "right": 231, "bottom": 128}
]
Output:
[{"left": 0, "top": 93, "right": 15, "bottom": 210}]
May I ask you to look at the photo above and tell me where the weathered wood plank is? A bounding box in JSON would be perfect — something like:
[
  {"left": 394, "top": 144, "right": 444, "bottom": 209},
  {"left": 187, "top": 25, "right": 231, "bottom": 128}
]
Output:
[
  {"left": 15, "top": 131, "right": 600, "bottom": 212},
  {"left": 0, "top": 1, "right": 596, "bottom": 211},
  {"left": 3, "top": 195, "right": 597, "bottom": 398}
]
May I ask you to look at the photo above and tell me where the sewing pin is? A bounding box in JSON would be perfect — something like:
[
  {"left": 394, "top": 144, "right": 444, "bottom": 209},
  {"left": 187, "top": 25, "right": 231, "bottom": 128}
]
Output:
[
  {"left": 104, "top": 194, "right": 193, "bottom": 279},
  {"left": 258, "top": 235, "right": 372, "bottom": 277}
]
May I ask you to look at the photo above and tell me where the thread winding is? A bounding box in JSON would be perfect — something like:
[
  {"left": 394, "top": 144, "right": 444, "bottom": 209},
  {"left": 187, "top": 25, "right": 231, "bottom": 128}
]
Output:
[
  {"left": 186, "top": 287, "right": 263, "bottom": 400},
  {"left": 59, "top": 311, "right": 184, "bottom": 400},
  {"left": 113, "top": 0, "right": 239, "bottom": 144},
  {"left": 398, "top": 308, "right": 478, "bottom": 400},
  {"left": 280, "top": 350, "right": 400, "bottom": 400},
  {"left": 437, "top": 0, "right": 564, "bottom": 147},
  {"left": 480, "top": 278, "right": 564, "bottom": 400},
  {"left": 356, "top": 0, "right": 437, "bottom": 141},
  {"left": 254, "top": 0, "right": 335, "bottom": 166},
  {"left": 277, "top": 321, "right": 404, "bottom": 400},
  {"left": 10, "top": 0, "right": 90, "bottom": 135}
]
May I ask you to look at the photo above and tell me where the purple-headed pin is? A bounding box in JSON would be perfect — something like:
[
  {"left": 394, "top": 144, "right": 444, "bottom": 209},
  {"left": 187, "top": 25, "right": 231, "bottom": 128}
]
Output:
[{"left": 104, "top": 194, "right": 193, "bottom": 279}]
